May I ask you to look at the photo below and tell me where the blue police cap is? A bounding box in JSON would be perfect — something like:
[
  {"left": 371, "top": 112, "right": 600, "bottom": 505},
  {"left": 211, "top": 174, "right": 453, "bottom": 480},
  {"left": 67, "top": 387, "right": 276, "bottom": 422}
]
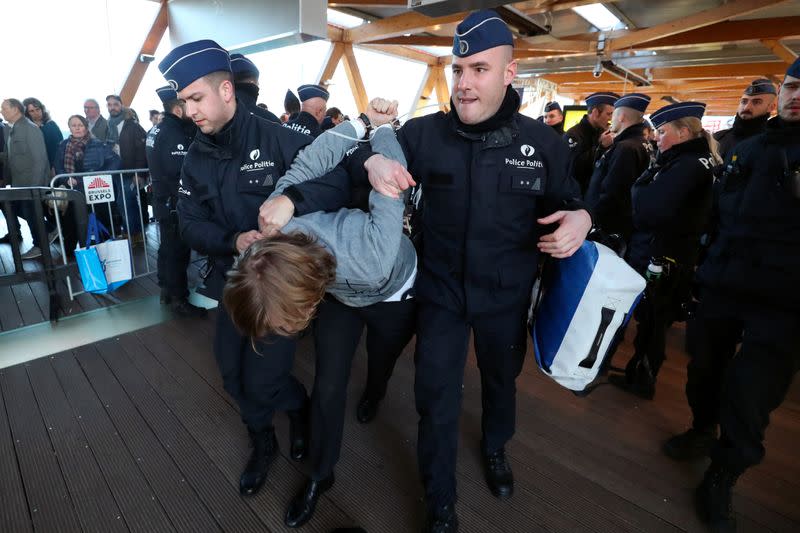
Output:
[
  {"left": 158, "top": 39, "right": 231, "bottom": 92},
  {"left": 452, "top": 10, "right": 513, "bottom": 58},
  {"left": 786, "top": 56, "right": 800, "bottom": 79},
  {"left": 155, "top": 85, "right": 178, "bottom": 103},
  {"left": 284, "top": 89, "right": 300, "bottom": 111},
  {"left": 650, "top": 101, "right": 706, "bottom": 128},
  {"left": 614, "top": 93, "right": 651, "bottom": 113},
  {"left": 585, "top": 92, "right": 620, "bottom": 108},
  {"left": 743, "top": 78, "right": 776, "bottom": 96},
  {"left": 297, "top": 84, "right": 329, "bottom": 102},
  {"left": 229, "top": 53, "right": 259, "bottom": 79},
  {"left": 544, "top": 101, "right": 562, "bottom": 113}
]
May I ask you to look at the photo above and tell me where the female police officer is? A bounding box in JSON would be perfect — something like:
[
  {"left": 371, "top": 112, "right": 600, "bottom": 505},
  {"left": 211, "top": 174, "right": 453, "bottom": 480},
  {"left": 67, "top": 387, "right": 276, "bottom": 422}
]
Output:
[{"left": 609, "top": 102, "right": 718, "bottom": 399}]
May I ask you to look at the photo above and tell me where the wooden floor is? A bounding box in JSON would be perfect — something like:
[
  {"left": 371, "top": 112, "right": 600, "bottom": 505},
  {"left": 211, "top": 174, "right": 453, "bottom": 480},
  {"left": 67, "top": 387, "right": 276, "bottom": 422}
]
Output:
[
  {"left": 0, "top": 312, "right": 797, "bottom": 532},
  {"left": 0, "top": 215, "right": 205, "bottom": 332}
]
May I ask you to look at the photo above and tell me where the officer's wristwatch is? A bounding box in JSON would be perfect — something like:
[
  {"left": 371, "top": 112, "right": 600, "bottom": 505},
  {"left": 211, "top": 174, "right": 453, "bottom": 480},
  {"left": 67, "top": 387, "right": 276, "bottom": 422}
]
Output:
[{"left": 358, "top": 113, "right": 373, "bottom": 139}]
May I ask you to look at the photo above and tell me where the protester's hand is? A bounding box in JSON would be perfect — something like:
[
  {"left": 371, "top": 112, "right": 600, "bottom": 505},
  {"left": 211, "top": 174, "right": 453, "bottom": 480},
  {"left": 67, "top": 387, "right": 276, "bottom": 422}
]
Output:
[
  {"left": 599, "top": 130, "right": 613, "bottom": 148},
  {"left": 364, "top": 154, "right": 415, "bottom": 198},
  {"left": 537, "top": 209, "right": 592, "bottom": 258},
  {"left": 236, "top": 230, "right": 264, "bottom": 253},
  {"left": 258, "top": 195, "right": 294, "bottom": 236},
  {"left": 366, "top": 97, "right": 399, "bottom": 128}
]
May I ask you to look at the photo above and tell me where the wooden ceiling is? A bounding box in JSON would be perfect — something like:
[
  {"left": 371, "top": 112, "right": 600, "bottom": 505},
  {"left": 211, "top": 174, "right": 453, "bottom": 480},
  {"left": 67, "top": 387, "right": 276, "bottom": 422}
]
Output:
[{"left": 327, "top": 0, "right": 800, "bottom": 114}]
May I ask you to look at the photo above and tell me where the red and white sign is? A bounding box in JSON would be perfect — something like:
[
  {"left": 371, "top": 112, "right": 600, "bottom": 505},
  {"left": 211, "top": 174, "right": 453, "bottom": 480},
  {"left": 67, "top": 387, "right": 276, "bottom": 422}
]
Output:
[{"left": 82, "top": 175, "right": 115, "bottom": 205}]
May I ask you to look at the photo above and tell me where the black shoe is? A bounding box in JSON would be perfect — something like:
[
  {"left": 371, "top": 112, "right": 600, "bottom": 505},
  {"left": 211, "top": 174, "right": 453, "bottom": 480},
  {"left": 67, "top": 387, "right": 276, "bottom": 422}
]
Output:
[
  {"left": 482, "top": 447, "right": 514, "bottom": 500},
  {"left": 608, "top": 371, "right": 655, "bottom": 400},
  {"left": 169, "top": 298, "right": 208, "bottom": 318},
  {"left": 288, "top": 400, "right": 310, "bottom": 462},
  {"left": 695, "top": 462, "right": 740, "bottom": 533},
  {"left": 284, "top": 475, "right": 335, "bottom": 528},
  {"left": 663, "top": 428, "right": 717, "bottom": 461},
  {"left": 239, "top": 429, "right": 278, "bottom": 496},
  {"left": 423, "top": 504, "right": 459, "bottom": 533},
  {"left": 356, "top": 394, "right": 381, "bottom": 424}
]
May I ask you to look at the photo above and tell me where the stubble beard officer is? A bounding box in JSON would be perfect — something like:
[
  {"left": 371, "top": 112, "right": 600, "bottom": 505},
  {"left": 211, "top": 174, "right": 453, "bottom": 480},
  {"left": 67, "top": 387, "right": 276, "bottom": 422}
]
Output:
[{"left": 362, "top": 10, "right": 592, "bottom": 532}]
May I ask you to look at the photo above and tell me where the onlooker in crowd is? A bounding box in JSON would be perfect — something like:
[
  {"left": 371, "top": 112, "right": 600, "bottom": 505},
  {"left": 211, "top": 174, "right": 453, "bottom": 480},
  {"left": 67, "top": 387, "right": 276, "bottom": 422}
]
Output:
[
  {"left": 0, "top": 98, "right": 51, "bottom": 259},
  {"left": 149, "top": 109, "right": 162, "bottom": 129},
  {"left": 118, "top": 108, "right": 148, "bottom": 241},
  {"left": 23, "top": 97, "right": 63, "bottom": 173},
  {"left": 53, "top": 115, "right": 120, "bottom": 256},
  {"left": 321, "top": 106, "right": 344, "bottom": 131},
  {"left": 84, "top": 98, "right": 109, "bottom": 141},
  {"left": 106, "top": 94, "right": 125, "bottom": 145}
]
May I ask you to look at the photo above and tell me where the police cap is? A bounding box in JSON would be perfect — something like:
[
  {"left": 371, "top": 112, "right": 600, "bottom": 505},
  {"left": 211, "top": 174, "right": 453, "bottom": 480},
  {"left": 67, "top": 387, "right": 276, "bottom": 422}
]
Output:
[
  {"left": 158, "top": 39, "right": 231, "bottom": 92},
  {"left": 743, "top": 78, "right": 777, "bottom": 96},
  {"left": 297, "top": 84, "right": 329, "bottom": 102},
  {"left": 230, "top": 53, "right": 259, "bottom": 79},
  {"left": 650, "top": 101, "right": 706, "bottom": 128},
  {"left": 614, "top": 93, "right": 651, "bottom": 113},
  {"left": 452, "top": 10, "right": 514, "bottom": 58},
  {"left": 585, "top": 92, "right": 620, "bottom": 108}
]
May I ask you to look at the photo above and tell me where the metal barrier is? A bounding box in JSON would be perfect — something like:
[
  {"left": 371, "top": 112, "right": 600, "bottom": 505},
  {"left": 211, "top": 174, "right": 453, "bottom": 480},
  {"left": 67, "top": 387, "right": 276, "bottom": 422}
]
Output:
[
  {"left": 50, "top": 168, "right": 154, "bottom": 300},
  {"left": 0, "top": 186, "right": 88, "bottom": 321}
]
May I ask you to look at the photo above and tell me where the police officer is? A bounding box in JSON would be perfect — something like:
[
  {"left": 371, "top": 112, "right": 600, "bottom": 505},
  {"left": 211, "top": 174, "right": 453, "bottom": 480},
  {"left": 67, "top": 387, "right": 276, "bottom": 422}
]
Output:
[
  {"left": 663, "top": 59, "right": 800, "bottom": 532},
  {"left": 564, "top": 91, "right": 619, "bottom": 195},
  {"left": 713, "top": 78, "right": 776, "bottom": 162},
  {"left": 360, "top": 11, "right": 592, "bottom": 531},
  {"left": 610, "top": 101, "right": 717, "bottom": 400},
  {"left": 145, "top": 86, "right": 206, "bottom": 317},
  {"left": 542, "top": 101, "right": 564, "bottom": 134},
  {"left": 284, "top": 88, "right": 301, "bottom": 121},
  {"left": 585, "top": 93, "right": 653, "bottom": 243},
  {"left": 157, "top": 40, "right": 346, "bottom": 497},
  {"left": 229, "top": 53, "right": 281, "bottom": 124},
  {"left": 283, "top": 84, "right": 328, "bottom": 138}
]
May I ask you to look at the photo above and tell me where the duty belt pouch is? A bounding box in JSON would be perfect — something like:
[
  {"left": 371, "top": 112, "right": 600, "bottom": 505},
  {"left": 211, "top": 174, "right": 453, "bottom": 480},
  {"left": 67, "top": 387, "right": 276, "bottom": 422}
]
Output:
[{"left": 529, "top": 241, "right": 646, "bottom": 393}]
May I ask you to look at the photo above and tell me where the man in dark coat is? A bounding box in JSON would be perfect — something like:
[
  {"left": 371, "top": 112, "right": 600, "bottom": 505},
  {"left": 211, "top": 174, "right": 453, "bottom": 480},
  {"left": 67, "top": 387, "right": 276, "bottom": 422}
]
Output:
[
  {"left": 564, "top": 92, "right": 619, "bottom": 195},
  {"left": 283, "top": 84, "right": 328, "bottom": 138},
  {"left": 713, "top": 78, "right": 776, "bottom": 162}
]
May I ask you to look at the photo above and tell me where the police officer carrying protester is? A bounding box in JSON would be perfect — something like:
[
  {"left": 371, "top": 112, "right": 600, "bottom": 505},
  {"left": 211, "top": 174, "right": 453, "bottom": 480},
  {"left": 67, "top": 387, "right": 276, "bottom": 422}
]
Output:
[
  {"left": 609, "top": 102, "right": 717, "bottom": 400},
  {"left": 663, "top": 58, "right": 800, "bottom": 533},
  {"left": 713, "top": 78, "right": 776, "bottom": 162},
  {"left": 284, "top": 84, "right": 328, "bottom": 138},
  {"left": 564, "top": 91, "right": 619, "bottom": 195},
  {"left": 359, "top": 11, "right": 592, "bottom": 531},
  {"left": 229, "top": 53, "right": 282, "bottom": 124},
  {"left": 145, "top": 85, "right": 206, "bottom": 318},
  {"left": 156, "top": 39, "right": 347, "bottom": 498},
  {"left": 585, "top": 93, "right": 653, "bottom": 243}
]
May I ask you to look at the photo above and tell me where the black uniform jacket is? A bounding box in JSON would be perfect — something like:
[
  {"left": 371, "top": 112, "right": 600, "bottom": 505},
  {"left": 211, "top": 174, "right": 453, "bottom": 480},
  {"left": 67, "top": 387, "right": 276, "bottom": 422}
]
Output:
[
  {"left": 585, "top": 122, "right": 653, "bottom": 241},
  {"left": 145, "top": 113, "right": 196, "bottom": 219},
  {"left": 396, "top": 110, "right": 584, "bottom": 316},
  {"left": 697, "top": 117, "right": 800, "bottom": 312},
  {"left": 235, "top": 82, "right": 281, "bottom": 124},
  {"left": 713, "top": 114, "right": 769, "bottom": 163},
  {"left": 284, "top": 111, "right": 321, "bottom": 138},
  {"left": 564, "top": 115, "right": 603, "bottom": 196},
  {"left": 176, "top": 101, "right": 349, "bottom": 298},
  {"left": 627, "top": 136, "right": 714, "bottom": 273}
]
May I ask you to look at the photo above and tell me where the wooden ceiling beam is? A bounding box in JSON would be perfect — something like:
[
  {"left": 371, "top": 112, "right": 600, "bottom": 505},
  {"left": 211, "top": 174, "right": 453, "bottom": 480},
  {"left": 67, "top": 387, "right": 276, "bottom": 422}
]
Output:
[
  {"left": 119, "top": 0, "right": 168, "bottom": 106},
  {"left": 511, "top": 0, "right": 621, "bottom": 15},
  {"left": 345, "top": 11, "right": 467, "bottom": 43},
  {"left": 607, "top": 0, "right": 791, "bottom": 51},
  {"left": 342, "top": 43, "right": 369, "bottom": 112},
  {"left": 317, "top": 42, "right": 346, "bottom": 86},
  {"left": 761, "top": 39, "right": 800, "bottom": 64},
  {"left": 541, "top": 61, "right": 788, "bottom": 84},
  {"left": 360, "top": 44, "right": 440, "bottom": 65}
]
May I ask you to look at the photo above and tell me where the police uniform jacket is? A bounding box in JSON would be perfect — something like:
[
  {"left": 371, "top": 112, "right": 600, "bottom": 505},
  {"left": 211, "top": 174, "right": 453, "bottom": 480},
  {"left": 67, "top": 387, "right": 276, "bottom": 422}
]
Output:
[
  {"left": 177, "top": 100, "right": 343, "bottom": 299},
  {"left": 235, "top": 82, "right": 281, "bottom": 124},
  {"left": 713, "top": 114, "right": 769, "bottom": 163},
  {"left": 585, "top": 122, "right": 652, "bottom": 241},
  {"left": 145, "top": 113, "right": 196, "bottom": 219},
  {"left": 627, "top": 136, "right": 714, "bottom": 273},
  {"left": 284, "top": 111, "right": 321, "bottom": 138},
  {"left": 564, "top": 115, "right": 603, "bottom": 195},
  {"left": 397, "top": 96, "right": 585, "bottom": 316},
  {"left": 697, "top": 117, "right": 800, "bottom": 312}
]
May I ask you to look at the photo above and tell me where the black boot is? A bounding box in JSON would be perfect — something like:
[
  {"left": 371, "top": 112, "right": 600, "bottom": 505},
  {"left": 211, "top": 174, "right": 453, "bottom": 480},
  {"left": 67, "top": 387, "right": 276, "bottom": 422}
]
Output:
[
  {"left": 695, "top": 462, "right": 740, "bottom": 533},
  {"left": 482, "top": 447, "right": 514, "bottom": 500},
  {"left": 663, "top": 427, "right": 717, "bottom": 461},
  {"left": 239, "top": 428, "right": 278, "bottom": 496},
  {"left": 287, "top": 400, "right": 309, "bottom": 462},
  {"left": 608, "top": 357, "right": 656, "bottom": 400},
  {"left": 356, "top": 392, "right": 381, "bottom": 424},
  {"left": 169, "top": 298, "right": 208, "bottom": 318},
  {"left": 284, "top": 475, "right": 335, "bottom": 528},
  {"left": 423, "top": 504, "right": 459, "bottom": 533}
]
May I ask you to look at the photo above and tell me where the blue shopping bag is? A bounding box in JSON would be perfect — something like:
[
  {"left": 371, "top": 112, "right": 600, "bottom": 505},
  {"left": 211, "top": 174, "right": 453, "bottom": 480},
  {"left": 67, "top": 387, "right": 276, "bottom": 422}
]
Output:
[{"left": 74, "top": 214, "right": 131, "bottom": 294}]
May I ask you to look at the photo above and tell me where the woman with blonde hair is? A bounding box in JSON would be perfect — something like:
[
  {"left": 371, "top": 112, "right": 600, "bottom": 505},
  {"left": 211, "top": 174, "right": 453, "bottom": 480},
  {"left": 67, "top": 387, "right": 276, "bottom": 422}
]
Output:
[{"left": 610, "top": 102, "right": 718, "bottom": 399}]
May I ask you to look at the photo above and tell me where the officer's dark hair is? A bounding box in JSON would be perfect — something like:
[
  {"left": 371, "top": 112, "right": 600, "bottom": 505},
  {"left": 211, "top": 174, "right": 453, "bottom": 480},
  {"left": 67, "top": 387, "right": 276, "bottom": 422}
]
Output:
[
  {"left": 106, "top": 94, "right": 123, "bottom": 105},
  {"left": 204, "top": 70, "right": 234, "bottom": 90},
  {"left": 223, "top": 232, "right": 336, "bottom": 338},
  {"left": 163, "top": 100, "right": 183, "bottom": 115},
  {"left": 149, "top": 109, "right": 159, "bottom": 118},
  {"left": 2, "top": 98, "right": 25, "bottom": 115},
  {"left": 22, "top": 97, "right": 51, "bottom": 123}
]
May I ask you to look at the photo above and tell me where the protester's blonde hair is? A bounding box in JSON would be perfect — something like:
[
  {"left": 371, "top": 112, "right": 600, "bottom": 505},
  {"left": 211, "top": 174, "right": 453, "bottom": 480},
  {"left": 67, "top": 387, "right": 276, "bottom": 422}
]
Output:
[{"left": 669, "top": 116, "right": 722, "bottom": 165}]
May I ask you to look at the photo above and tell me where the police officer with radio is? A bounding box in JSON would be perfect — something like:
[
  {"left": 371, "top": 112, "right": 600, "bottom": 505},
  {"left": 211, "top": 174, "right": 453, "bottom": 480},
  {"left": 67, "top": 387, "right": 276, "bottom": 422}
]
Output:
[
  {"left": 713, "top": 78, "right": 776, "bottom": 162},
  {"left": 663, "top": 58, "right": 800, "bottom": 533},
  {"left": 145, "top": 85, "right": 206, "bottom": 318},
  {"left": 564, "top": 91, "right": 619, "bottom": 195},
  {"left": 229, "top": 53, "right": 281, "bottom": 124},
  {"left": 585, "top": 93, "right": 653, "bottom": 243},
  {"left": 157, "top": 40, "right": 349, "bottom": 498},
  {"left": 610, "top": 102, "right": 716, "bottom": 400}
]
